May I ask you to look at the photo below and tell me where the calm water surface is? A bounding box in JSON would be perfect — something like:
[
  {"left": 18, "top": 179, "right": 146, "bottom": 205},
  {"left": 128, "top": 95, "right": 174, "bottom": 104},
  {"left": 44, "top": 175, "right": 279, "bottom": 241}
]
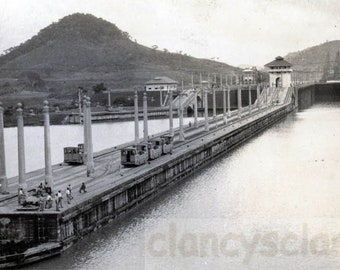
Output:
[{"left": 23, "top": 103, "right": 340, "bottom": 270}]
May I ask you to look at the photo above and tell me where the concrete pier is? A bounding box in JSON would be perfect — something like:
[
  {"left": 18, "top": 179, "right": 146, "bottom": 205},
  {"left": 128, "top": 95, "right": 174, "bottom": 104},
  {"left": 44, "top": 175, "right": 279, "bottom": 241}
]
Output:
[
  {"left": 143, "top": 92, "right": 149, "bottom": 141},
  {"left": 43, "top": 101, "right": 53, "bottom": 190},
  {"left": 227, "top": 85, "right": 231, "bottom": 117},
  {"left": 17, "top": 103, "right": 27, "bottom": 193},
  {"left": 213, "top": 88, "right": 216, "bottom": 119},
  {"left": 0, "top": 102, "right": 7, "bottom": 194},
  {"left": 0, "top": 96, "right": 296, "bottom": 268},
  {"left": 222, "top": 76, "right": 227, "bottom": 124}
]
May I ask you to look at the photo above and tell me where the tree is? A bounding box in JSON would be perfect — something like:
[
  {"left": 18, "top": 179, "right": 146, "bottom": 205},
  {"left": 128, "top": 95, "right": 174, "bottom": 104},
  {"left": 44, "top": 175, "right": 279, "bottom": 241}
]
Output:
[
  {"left": 92, "top": 83, "right": 106, "bottom": 94},
  {"left": 152, "top": 45, "right": 158, "bottom": 50}
]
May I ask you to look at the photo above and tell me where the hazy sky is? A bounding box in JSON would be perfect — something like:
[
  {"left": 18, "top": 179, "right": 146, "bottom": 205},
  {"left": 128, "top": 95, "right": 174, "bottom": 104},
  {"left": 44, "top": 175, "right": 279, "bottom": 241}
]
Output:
[{"left": 1, "top": 0, "right": 340, "bottom": 67}]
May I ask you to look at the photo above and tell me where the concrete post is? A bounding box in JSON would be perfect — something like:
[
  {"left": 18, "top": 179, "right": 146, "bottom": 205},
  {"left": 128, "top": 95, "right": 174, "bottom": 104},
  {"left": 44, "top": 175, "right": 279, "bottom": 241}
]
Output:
[
  {"left": 0, "top": 102, "right": 8, "bottom": 194},
  {"left": 179, "top": 88, "right": 185, "bottom": 141},
  {"left": 237, "top": 86, "right": 242, "bottom": 118},
  {"left": 222, "top": 75, "right": 227, "bottom": 124},
  {"left": 212, "top": 87, "right": 216, "bottom": 119},
  {"left": 108, "top": 89, "right": 111, "bottom": 107},
  {"left": 204, "top": 89, "right": 209, "bottom": 131},
  {"left": 248, "top": 85, "right": 252, "bottom": 113},
  {"left": 143, "top": 92, "right": 148, "bottom": 141},
  {"left": 43, "top": 101, "right": 53, "bottom": 190},
  {"left": 193, "top": 74, "right": 198, "bottom": 128},
  {"left": 257, "top": 85, "right": 261, "bottom": 109},
  {"left": 134, "top": 91, "right": 139, "bottom": 144},
  {"left": 86, "top": 97, "right": 95, "bottom": 176},
  {"left": 227, "top": 75, "right": 231, "bottom": 117},
  {"left": 169, "top": 89, "right": 174, "bottom": 136},
  {"left": 17, "top": 103, "right": 27, "bottom": 193},
  {"left": 83, "top": 97, "right": 88, "bottom": 164},
  {"left": 78, "top": 88, "right": 82, "bottom": 116},
  {"left": 159, "top": 91, "right": 163, "bottom": 107}
]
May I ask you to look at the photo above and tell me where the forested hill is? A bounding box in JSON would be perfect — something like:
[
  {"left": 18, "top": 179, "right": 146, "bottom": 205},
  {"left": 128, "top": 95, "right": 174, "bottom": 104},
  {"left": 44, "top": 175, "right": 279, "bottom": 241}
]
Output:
[
  {"left": 0, "top": 13, "right": 239, "bottom": 87},
  {"left": 285, "top": 40, "right": 340, "bottom": 73}
]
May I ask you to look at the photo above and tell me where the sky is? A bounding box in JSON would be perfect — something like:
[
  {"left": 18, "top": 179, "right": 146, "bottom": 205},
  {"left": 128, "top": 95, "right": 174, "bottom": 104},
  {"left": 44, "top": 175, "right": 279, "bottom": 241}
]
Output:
[{"left": 0, "top": 0, "right": 340, "bottom": 67}]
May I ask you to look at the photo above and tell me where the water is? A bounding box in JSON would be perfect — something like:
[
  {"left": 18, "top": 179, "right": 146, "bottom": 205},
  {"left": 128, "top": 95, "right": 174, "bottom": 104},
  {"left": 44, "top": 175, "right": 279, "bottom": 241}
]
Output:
[{"left": 23, "top": 103, "right": 340, "bottom": 269}]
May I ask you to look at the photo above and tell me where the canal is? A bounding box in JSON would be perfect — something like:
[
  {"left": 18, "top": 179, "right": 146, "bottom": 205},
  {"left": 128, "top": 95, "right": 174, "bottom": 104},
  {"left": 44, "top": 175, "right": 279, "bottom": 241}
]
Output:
[{"left": 22, "top": 102, "right": 340, "bottom": 269}]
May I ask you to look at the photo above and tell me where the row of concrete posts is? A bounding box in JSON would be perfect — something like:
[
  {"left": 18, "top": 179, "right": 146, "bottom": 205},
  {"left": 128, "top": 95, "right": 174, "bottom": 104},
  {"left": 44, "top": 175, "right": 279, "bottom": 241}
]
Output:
[{"left": 132, "top": 81, "right": 268, "bottom": 144}]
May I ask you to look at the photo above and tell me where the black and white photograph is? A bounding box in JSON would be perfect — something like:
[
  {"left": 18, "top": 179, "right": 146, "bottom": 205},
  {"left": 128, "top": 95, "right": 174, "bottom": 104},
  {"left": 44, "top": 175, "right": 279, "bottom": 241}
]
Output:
[{"left": 0, "top": 0, "right": 339, "bottom": 269}]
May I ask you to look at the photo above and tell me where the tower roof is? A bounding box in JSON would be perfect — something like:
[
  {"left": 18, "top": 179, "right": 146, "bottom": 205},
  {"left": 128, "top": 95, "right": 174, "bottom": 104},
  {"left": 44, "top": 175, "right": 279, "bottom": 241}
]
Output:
[{"left": 265, "top": 56, "right": 292, "bottom": 67}]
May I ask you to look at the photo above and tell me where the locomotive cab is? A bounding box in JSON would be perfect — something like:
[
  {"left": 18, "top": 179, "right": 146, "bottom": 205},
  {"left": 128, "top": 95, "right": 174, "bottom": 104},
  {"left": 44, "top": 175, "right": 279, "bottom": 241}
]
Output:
[
  {"left": 160, "top": 135, "right": 173, "bottom": 154},
  {"left": 148, "top": 139, "right": 163, "bottom": 160},
  {"left": 64, "top": 143, "right": 84, "bottom": 164},
  {"left": 121, "top": 143, "right": 149, "bottom": 166}
]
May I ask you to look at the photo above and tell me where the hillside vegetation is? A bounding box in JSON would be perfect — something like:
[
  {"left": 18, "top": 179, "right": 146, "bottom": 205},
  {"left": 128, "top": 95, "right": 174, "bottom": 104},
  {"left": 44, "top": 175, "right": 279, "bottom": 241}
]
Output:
[
  {"left": 285, "top": 40, "right": 340, "bottom": 73},
  {"left": 0, "top": 13, "right": 239, "bottom": 106}
]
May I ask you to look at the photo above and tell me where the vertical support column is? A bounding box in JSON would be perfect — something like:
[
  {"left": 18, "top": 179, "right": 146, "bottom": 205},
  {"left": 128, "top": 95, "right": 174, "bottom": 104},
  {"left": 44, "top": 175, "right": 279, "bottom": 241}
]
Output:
[
  {"left": 237, "top": 85, "right": 242, "bottom": 119},
  {"left": 86, "top": 97, "right": 94, "bottom": 176},
  {"left": 0, "top": 102, "right": 8, "bottom": 194},
  {"left": 178, "top": 86, "right": 185, "bottom": 141},
  {"left": 17, "top": 103, "right": 27, "bottom": 193},
  {"left": 227, "top": 75, "right": 231, "bottom": 117},
  {"left": 143, "top": 92, "right": 148, "bottom": 141},
  {"left": 108, "top": 89, "right": 111, "bottom": 107},
  {"left": 134, "top": 90, "right": 139, "bottom": 144},
  {"left": 83, "top": 97, "right": 88, "bottom": 164},
  {"left": 222, "top": 74, "right": 227, "bottom": 124},
  {"left": 204, "top": 89, "right": 209, "bottom": 131},
  {"left": 248, "top": 85, "right": 252, "bottom": 114},
  {"left": 257, "top": 84, "right": 261, "bottom": 109},
  {"left": 159, "top": 91, "right": 163, "bottom": 107},
  {"left": 193, "top": 74, "right": 198, "bottom": 128},
  {"left": 169, "top": 89, "right": 174, "bottom": 136},
  {"left": 212, "top": 87, "right": 216, "bottom": 119},
  {"left": 43, "top": 101, "right": 53, "bottom": 190}
]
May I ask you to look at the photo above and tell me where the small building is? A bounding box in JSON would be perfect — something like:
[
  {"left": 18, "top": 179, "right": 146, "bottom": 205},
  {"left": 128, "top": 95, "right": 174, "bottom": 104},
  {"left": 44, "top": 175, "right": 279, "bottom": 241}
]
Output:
[
  {"left": 242, "top": 67, "right": 257, "bottom": 84},
  {"left": 265, "top": 56, "right": 293, "bottom": 88},
  {"left": 145, "top": 77, "right": 178, "bottom": 107}
]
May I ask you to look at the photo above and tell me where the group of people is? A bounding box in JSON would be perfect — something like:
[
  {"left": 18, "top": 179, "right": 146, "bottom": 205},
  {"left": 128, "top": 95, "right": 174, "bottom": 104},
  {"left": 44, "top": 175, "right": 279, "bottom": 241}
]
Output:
[{"left": 32, "top": 182, "right": 87, "bottom": 211}]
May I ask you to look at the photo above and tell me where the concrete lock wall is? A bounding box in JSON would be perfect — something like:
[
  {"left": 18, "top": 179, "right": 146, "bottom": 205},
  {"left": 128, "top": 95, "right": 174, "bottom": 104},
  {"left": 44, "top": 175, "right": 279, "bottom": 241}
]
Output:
[{"left": 58, "top": 104, "right": 293, "bottom": 248}]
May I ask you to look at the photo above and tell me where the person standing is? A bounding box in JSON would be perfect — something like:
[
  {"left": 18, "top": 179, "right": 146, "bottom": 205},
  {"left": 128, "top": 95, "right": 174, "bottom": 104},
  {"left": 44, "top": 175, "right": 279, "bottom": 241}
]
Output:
[
  {"left": 55, "top": 193, "right": 60, "bottom": 211},
  {"left": 57, "top": 190, "right": 63, "bottom": 208},
  {"left": 68, "top": 184, "right": 73, "bottom": 199},
  {"left": 45, "top": 193, "right": 52, "bottom": 209},
  {"left": 66, "top": 187, "right": 72, "bottom": 204}
]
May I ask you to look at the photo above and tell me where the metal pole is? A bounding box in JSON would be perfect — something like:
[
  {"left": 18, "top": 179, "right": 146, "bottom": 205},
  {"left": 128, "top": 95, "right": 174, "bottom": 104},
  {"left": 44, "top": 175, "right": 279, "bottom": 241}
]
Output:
[
  {"left": 143, "top": 92, "right": 148, "bottom": 141},
  {"left": 169, "top": 89, "right": 174, "bottom": 136},
  {"left": 227, "top": 75, "right": 231, "bottom": 117},
  {"left": 17, "top": 103, "right": 27, "bottom": 193},
  {"left": 134, "top": 90, "right": 139, "bottom": 144},
  {"left": 212, "top": 87, "right": 216, "bottom": 120},
  {"left": 43, "top": 101, "right": 53, "bottom": 190},
  {"left": 78, "top": 88, "right": 82, "bottom": 116},
  {"left": 0, "top": 102, "right": 8, "bottom": 194},
  {"left": 86, "top": 97, "right": 94, "bottom": 176}
]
